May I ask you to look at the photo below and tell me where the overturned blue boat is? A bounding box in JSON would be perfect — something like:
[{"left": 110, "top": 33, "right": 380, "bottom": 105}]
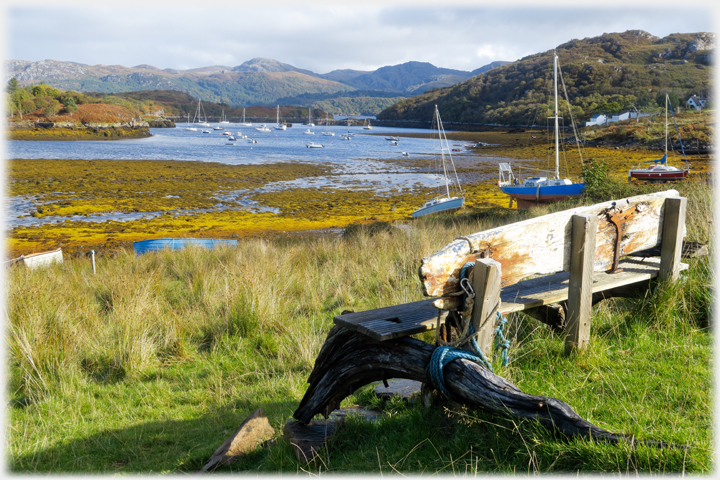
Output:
[{"left": 133, "top": 238, "right": 238, "bottom": 256}]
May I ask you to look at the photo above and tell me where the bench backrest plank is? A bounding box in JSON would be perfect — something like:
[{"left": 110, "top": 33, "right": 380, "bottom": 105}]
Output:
[{"left": 419, "top": 190, "right": 681, "bottom": 297}]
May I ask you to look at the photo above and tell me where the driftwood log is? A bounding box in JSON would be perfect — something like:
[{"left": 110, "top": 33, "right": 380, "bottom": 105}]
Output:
[{"left": 294, "top": 326, "right": 682, "bottom": 449}]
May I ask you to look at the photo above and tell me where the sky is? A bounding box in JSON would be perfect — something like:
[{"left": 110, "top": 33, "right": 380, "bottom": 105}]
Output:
[{"left": 2, "top": 0, "right": 717, "bottom": 75}]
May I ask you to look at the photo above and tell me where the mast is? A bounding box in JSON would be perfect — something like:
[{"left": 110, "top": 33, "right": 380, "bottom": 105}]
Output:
[
  {"left": 553, "top": 51, "right": 560, "bottom": 179},
  {"left": 665, "top": 94, "right": 669, "bottom": 158},
  {"left": 435, "top": 105, "right": 451, "bottom": 199}
]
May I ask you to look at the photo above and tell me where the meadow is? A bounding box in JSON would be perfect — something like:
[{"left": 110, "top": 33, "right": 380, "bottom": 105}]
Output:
[{"left": 6, "top": 178, "right": 713, "bottom": 474}]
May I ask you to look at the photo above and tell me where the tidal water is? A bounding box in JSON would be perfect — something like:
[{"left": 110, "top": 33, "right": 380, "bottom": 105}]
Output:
[{"left": 7, "top": 123, "right": 469, "bottom": 229}]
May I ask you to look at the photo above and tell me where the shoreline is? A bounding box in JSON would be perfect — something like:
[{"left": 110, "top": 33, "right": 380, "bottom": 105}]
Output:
[{"left": 7, "top": 125, "right": 152, "bottom": 141}]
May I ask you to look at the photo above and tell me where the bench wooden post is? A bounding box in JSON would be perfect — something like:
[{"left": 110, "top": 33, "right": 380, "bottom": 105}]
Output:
[
  {"left": 659, "top": 197, "right": 687, "bottom": 282},
  {"left": 565, "top": 214, "right": 598, "bottom": 355},
  {"left": 470, "top": 258, "right": 502, "bottom": 356}
]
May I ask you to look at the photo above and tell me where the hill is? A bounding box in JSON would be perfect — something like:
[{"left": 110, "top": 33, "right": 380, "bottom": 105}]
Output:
[
  {"left": 5, "top": 58, "right": 507, "bottom": 114},
  {"left": 377, "top": 31, "right": 713, "bottom": 126}
]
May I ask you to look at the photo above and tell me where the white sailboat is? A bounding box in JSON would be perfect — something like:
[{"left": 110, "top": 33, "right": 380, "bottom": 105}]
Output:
[
  {"left": 255, "top": 124, "right": 271, "bottom": 133},
  {"left": 192, "top": 100, "right": 210, "bottom": 127},
  {"left": 275, "top": 105, "right": 287, "bottom": 130},
  {"left": 239, "top": 108, "right": 252, "bottom": 127},
  {"left": 498, "top": 51, "right": 584, "bottom": 208},
  {"left": 363, "top": 118, "right": 372, "bottom": 130},
  {"left": 184, "top": 113, "right": 197, "bottom": 131},
  {"left": 411, "top": 105, "right": 464, "bottom": 218},
  {"left": 306, "top": 108, "right": 315, "bottom": 127},
  {"left": 322, "top": 112, "right": 334, "bottom": 136},
  {"left": 220, "top": 109, "right": 230, "bottom": 124}
]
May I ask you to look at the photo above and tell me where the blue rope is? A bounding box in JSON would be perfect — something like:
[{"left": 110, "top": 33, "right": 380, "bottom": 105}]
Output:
[
  {"left": 493, "top": 312, "right": 511, "bottom": 367},
  {"left": 426, "top": 262, "right": 512, "bottom": 398}
]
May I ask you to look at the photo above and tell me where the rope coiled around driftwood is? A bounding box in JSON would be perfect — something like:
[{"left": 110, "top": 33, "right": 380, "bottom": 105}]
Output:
[{"left": 426, "top": 262, "right": 511, "bottom": 398}]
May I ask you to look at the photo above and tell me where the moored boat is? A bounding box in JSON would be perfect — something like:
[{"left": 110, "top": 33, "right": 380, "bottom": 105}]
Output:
[
  {"left": 628, "top": 94, "right": 690, "bottom": 183},
  {"left": 498, "top": 51, "right": 584, "bottom": 208},
  {"left": 411, "top": 105, "right": 464, "bottom": 218}
]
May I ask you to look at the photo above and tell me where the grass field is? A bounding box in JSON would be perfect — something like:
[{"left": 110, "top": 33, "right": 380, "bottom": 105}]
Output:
[{"left": 6, "top": 179, "right": 713, "bottom": 474}]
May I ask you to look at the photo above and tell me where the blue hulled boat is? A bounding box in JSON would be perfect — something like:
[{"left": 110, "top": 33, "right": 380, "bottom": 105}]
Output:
[
  {"left": 498, "top": 51, "right": 584, "bottom": 209},
  {"left": 133, "top": 238, "right": 237, "bottom": 256}
]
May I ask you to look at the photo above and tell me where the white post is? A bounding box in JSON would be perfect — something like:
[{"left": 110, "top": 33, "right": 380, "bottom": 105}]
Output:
[{"left": 91, "top": 250, "right": 96, "bottom": 275}]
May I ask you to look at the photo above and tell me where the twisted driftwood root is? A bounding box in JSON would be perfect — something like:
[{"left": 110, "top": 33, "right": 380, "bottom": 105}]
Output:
[{"left": 294, "top": 326, "right": 683, "bottom": 449}]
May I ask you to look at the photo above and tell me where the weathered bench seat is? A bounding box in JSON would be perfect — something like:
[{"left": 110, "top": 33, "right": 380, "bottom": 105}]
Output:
[{"left": 335, "top": 190, "right": 689, "bottom": 354}]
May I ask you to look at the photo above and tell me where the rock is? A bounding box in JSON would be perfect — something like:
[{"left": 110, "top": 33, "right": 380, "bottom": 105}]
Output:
[
  {"left": 203, "top": 408, "right": 275, "bottom": 471},
  {"left": 283, "top": 407, "right": 383, "bottom": 462},
  {"left": 374, "top": 379, "right": 422, "bottom": 402}
]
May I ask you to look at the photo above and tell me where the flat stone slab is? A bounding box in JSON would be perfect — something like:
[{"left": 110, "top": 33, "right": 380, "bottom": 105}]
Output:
[
  {"left": 284, "top": 407, "right": 383, "bottom": 462},
  {"left": 203, "top": 408, "right": 275, "bottom": 471},
  {"left": 374, "top": 379, "right": 422, "bottom": 402}
]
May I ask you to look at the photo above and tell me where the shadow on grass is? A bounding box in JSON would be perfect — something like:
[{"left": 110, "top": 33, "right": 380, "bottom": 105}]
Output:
[{"left": 10, "top": 400, "right": 300, "bottom": 474}]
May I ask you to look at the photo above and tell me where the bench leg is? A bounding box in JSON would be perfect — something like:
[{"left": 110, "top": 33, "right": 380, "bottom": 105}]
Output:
[
  {"left": 565, "top": 214, "right": 598, "bottom": 355},
  {"left": 470, "top": 258, "right": 502, "bottom": 357},
  {"left": 659, "top": 197, "right": 687, "bottom": 282}
]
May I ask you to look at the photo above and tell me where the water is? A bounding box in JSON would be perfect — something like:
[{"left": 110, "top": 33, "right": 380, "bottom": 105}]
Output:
[
  {"left": 8, "top": 123, "right": 443, "bottom": 167},
  {"left": 7, "top": 123, "right": 465, "bottom": 228}
]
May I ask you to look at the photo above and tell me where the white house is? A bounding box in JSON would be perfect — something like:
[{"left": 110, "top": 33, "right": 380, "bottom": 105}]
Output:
[
  {"left": 687, "top": 95, "right": 707, "bottom": 110},
  {"left": 584, "top": 114, "right": 607, "bottom": 126},
  {"left": 584, "top": 111, "right": 649, "bottom": 127}
]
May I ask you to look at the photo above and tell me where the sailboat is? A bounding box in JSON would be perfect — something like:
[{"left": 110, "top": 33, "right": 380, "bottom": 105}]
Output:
[
  {"left": 363, "top": 118, "right": 372, "bottom": 130},
  {"left": 322, "top": 112, "right": 334, "bottom": 136},
  {"left": 192, "top": 100, "right": 210, "bottom": 127},
  {"left": 274, "top": 105, "right": 287, "bottom": 130},
  {"left": 411, "top": 105, "right": 464, "bottom": 218},
  {"left": 306, "top": 107, "right": 315, "bottom": 127},
  {"left": 184, "top": 113, "right": 197, "bottom": 131},
  {"left": 498, "top": 51, "right": 584, "bottom": 208},
  {"left": 628, "top": 94, "right": 689, "bottom": 182},
  {"left": 220, "top": 109, "right": 230, "bottom": 124},
  {"left": 239, "top": 108, "right": 252, "bottom": 127}
]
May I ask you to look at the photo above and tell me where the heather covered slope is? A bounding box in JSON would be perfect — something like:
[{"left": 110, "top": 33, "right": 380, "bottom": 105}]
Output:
[{"left": 377, "top": 31, "right": 713, "bottom": 125}]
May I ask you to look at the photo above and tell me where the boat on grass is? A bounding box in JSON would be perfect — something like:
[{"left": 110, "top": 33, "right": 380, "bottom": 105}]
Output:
[
  {"left": 6, "top": 248, "right": 63, "bottom": 269},
  {"left": 498, "top": 51, "right": 584, "bottom": 208},
  {"left": 628, "top": 94, "right": 690, "bottom": 183},
  {"left": 411, "top": 105, "right": 464, "bottom": 219},
  {"left": 133, "top": 238, "right": 237, "bottom": 256}
]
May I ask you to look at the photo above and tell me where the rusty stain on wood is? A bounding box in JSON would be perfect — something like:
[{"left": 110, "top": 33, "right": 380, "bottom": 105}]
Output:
[{"left": 419, "top": 190, "right": 681, "bottom": 297}]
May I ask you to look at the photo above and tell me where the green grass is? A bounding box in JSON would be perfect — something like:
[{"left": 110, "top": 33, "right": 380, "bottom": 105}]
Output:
[{"left": 6, "top": 182, "right": 714, "bottom": 473}]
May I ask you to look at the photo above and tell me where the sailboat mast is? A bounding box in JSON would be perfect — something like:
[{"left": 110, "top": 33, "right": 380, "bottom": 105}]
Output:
[
  {"left": 435, "top": 105, "right": 451, "bottom": 199},
  {"left": 665, "top": 94, "right": 669, "bottom": 157},
  {"left": 554, "top": 51, "right": 560, "bottom": 179}
]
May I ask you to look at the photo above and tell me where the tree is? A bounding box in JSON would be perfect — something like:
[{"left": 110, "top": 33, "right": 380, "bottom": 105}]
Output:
[
  {"left": 63, "top": 96, "right": 78, "bottom": 114},
  {"left": 6, "top": 77, "right": 19, "bottom": 94}
]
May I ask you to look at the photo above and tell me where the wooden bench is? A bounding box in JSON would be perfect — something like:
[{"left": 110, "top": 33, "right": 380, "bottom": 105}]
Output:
[{"left": 335, "top": 190, "right": 688, "bottom": 355}]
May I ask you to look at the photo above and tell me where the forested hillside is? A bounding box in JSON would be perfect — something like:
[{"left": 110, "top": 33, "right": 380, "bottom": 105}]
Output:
[{"left": 377, "top": 31, "right": 713, "bottom": 125}]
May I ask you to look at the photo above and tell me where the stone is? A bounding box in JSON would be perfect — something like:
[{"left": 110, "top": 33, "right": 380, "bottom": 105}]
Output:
[
  {"left": 203, "top": 408, "right": 275, "bottom": 471},
  {"left": 374, "top": 379, "right": 422, "bottom": 402},
  {"left": 283, "top": 407, "right": 383, "bottom": 462}
]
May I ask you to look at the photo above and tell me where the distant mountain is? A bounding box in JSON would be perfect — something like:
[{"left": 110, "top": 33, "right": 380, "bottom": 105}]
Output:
[
  {"left": 4, "top": 57, "right": 507, "bottom": 114},
  {"left": 377, "top": 31, "right": 714, "bottom": 126}
]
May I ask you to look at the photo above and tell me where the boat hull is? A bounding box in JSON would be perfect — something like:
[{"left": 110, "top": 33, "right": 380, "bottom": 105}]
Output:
[
  {"left": 629, "top": 169, "right": 689, "bottom": 181},
  {"left": 21, "top": 248, "right": 64, "bottom": 269},
  {"left": 499, "top": 183, "right": 584, "bottom": 208},
  {"left": 411, "top": 197, "right": 464, "bottom": 218},
  {"left": 134, "top": 238, "right": 237, "bottom": 256}
]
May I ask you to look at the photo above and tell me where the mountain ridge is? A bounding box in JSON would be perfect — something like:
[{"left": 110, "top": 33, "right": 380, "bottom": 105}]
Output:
[{"left": 4, "top": 57, "right": 507, "bottom": 113}]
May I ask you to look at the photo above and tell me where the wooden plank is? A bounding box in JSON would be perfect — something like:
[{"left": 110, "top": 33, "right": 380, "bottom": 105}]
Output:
[
  {"left": 333, "top": 299, "right": 448, "bottom": 341},
  {"left": 659, "top": 197, "right": 687, "bottom": 282},
  {"left": 335, "top": 258, "right": 687, "bottom": 341},
  {"left": 419, "top": 190, "right": 680, "bottom": 297},
  {"left": 470, "top": 259, "right": 502, "bottom": 356},
  {"left": 565, "top": 214, "right": 598, "bottom": 354}
]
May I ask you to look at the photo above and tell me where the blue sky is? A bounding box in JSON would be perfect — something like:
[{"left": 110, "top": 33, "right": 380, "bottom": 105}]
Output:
[{"left": 2, "top": 0, "right": 717, "bottom": 73}]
